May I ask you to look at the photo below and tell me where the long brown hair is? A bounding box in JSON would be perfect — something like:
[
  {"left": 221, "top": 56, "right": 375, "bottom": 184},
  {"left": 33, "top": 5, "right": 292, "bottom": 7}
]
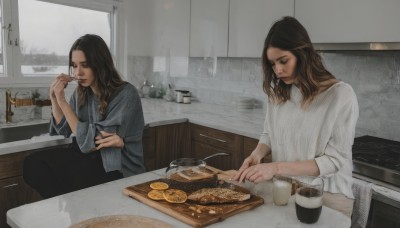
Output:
[
  {"left": 262, "top": 16, "right": 335, "bottom": 108},
  {"left": 68, "top": 34, "right": 127, "bottom": 118}
]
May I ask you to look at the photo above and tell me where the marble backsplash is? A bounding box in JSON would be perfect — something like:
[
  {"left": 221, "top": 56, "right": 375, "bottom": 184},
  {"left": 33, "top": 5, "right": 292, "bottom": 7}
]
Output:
[
  {"left": 1, "top": 51, "right": 399, "bottom": 141},
  {"left": 127, "top": 51, "right": 400, "bottom": 141}
]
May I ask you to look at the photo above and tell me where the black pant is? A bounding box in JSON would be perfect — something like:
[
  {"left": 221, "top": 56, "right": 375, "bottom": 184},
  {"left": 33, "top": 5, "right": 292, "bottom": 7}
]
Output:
[{"left": 23, "top": 141, "right": 122, "bottom": 199}]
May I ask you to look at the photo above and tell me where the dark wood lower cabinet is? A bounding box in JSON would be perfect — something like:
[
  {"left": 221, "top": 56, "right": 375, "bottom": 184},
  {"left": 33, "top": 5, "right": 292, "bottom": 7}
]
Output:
[
  {"left": 142, "top": 127, "right": 156, "bottom": 172},
  {"left": 142, "top": 122, "right": 263, "bottom": 172},
  {"left": 190, "top": 124, "right": 243, "bottom": 170},
  {"left": 0, "top": 176, "right": 41, "bottom": 227},
  {"left": 155, "top": 123, "right": 191, "bottom": 169},
  {"left": 243, "top": 136, "right": 272, "bottom": 163},
  {"left": 143, "top": 123, "right": 191, "bottom": 172},
  {"left": 0, "top": 149, "right": 45, "bottom": 228},
  {"left": 191, "top": 141, "right": 232, "bottom": 171}
]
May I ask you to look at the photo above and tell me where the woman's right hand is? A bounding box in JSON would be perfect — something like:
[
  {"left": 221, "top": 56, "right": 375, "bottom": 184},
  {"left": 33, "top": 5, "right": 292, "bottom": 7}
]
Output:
[
  {"left": 50, "top": 73, "right": 73, "bottom": 124},
  {"left": 232, "top": 143, "right": 270, "bottom": 182},
  {"left": 50, "top": 74, "right": 71, "bottom": 102},
  {"left": 232, "top": 153, "right": 262, "bottom": 182}
]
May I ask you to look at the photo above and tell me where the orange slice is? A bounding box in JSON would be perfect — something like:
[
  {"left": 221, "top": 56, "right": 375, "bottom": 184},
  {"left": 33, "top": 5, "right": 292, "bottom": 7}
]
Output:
[
  {"left": 147, "top": 189, "right": 165, "bottom": 201},
  {"left": 163, "top": 189, "right": 187, "bottom": 203},
  {"left": 150, "top": 181, "right": 169, "bottom": 190}
]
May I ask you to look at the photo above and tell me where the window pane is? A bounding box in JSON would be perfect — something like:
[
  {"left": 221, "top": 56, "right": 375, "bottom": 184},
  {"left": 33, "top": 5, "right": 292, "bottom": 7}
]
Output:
[{"left": 18, "top": 0, "right": 111, "bottom": 76}]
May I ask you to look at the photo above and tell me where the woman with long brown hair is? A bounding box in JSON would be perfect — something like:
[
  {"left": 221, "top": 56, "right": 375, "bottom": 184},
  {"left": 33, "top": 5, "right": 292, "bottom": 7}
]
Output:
[
  {"left": 23, "top": 34, "right": 145, "bottom": 199},
  {"left": 234, "top": 17, "right": 358, "bottom": 217}
]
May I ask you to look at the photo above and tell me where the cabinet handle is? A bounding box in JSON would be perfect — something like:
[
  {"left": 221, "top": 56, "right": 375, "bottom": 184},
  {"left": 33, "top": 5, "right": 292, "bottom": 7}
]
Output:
[
  {"left": 3, "top": 183, "right": 18, "bottom": 189},
  {"left": 199, "top": 133, "right": 227, "bottom": 143}
]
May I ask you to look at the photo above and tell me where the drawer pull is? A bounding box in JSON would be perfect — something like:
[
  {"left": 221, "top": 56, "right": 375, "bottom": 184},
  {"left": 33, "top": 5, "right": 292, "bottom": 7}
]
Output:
[
  {"left": 199, "top": 133, "right": 227, "bottom": 143},
  {"left": 3, "top": 183, "right": 18, "bottom": 189}
]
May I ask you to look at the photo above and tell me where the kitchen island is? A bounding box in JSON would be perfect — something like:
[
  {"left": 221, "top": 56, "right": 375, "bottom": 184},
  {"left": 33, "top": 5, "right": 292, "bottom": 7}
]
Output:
[{"left": 7, "top": 168, "right": 350, "bottom": 228}]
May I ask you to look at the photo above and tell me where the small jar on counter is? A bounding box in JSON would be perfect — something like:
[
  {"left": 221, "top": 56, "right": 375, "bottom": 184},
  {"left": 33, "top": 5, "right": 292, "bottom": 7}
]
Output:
[
  {"left": 175, "top": 90, "right": 191, "bottom": 103},
  {"left": 183, "top": 95, "right": 191, "bottom": 104}
]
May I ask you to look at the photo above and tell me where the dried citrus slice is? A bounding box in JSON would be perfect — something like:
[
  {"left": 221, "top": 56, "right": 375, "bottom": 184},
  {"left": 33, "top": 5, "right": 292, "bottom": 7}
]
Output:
[
  {"left": 150, "top": 181, "right": 169, "bottom": 190},
  {"left": 163, "top": 189, "right": 187, "bottom": 203},
  {"left": 147, "top": 189, "right": 165, "bottom": 201}
]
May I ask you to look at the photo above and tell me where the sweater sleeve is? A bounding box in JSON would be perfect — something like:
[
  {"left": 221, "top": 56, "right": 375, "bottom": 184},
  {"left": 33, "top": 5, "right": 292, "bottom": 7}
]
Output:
[
  {"left": 49, "top": 93, "right": 76, "bottom": 138},
  {"left": 259, "top": 99, "right": 272, "bottom": 147},
  {"left": 259, "top": 113, "right": 271, "bottom": 147},
  {"left": 315, "top": 87, "right": 359, "bottom": 177}
]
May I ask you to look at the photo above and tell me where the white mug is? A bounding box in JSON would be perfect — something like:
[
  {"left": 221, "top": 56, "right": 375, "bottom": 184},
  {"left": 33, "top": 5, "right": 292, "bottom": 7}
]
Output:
[
  {"left": 175, "top": 91, "right": 183, "bottom": 103},
  {"left": 183, "top": 96, "right": 191, "bottom": 104}
]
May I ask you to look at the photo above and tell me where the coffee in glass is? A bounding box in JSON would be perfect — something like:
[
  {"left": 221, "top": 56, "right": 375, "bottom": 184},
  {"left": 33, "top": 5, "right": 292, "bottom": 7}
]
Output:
[{"left": 294, "top": 176, "right": 323, "bottom": 224}]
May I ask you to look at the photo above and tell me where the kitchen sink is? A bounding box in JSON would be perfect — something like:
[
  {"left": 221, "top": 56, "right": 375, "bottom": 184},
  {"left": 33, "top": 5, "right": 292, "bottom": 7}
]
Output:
[{"left": 0, "top": 122, "right": 50, "bottom": 144}]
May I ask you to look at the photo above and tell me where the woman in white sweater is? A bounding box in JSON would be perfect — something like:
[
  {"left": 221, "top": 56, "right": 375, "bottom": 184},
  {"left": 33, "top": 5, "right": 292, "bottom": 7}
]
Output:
[{"left": 233, "top": 16, "right": 358, "bottom": 217}]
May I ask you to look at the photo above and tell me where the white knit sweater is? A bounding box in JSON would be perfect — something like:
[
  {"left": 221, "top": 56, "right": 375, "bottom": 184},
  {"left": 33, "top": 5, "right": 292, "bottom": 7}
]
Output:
[{"left": 259, "top": 81, "right": 359, "bottom": 198}]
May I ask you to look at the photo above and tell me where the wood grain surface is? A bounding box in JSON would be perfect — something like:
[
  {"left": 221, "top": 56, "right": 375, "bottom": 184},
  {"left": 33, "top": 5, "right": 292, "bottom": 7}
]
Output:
[{"left": 123, "top": 177, "right": 264, "bottom": 227}]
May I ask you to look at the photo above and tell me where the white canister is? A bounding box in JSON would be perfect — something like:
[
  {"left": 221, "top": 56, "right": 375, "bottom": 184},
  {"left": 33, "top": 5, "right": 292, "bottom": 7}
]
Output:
[
  {"left": 183, "top": 95, "right": 191, "bottom": 104},
  {"left": 175, "top": 90, "right": 183, "bottom": 103}
]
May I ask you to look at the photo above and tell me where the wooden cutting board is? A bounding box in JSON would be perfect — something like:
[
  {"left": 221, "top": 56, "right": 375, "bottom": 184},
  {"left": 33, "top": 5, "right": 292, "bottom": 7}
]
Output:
[{"left": 123, "top": 177, "right": 264, "bottom": 227}]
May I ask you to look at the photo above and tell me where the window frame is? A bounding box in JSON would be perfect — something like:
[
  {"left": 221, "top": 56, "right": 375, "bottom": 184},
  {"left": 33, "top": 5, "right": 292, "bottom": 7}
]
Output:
[{"left": 0, "top": 0, "right": 124, "bottom": 88}]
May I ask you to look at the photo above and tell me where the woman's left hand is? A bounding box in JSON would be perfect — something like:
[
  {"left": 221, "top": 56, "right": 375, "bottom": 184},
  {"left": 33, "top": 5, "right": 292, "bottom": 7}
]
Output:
[
  {"left": 95, "top": 131, "right": 124, "bottom": 150},
  {"left": 237, "top": 163, "right": 278, "bottom": 184}
]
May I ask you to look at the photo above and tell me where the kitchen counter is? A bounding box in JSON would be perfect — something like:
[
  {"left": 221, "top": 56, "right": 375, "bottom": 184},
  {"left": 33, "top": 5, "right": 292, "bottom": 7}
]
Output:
[
  {"left": 0, "top": 99, "right": 264, "bottom": 156},
  {"left": 7, "top": 168, "right": 351, "bottom": 228},
  {"left": 141, "top": 99, "right": 265, "bottom": 139}
]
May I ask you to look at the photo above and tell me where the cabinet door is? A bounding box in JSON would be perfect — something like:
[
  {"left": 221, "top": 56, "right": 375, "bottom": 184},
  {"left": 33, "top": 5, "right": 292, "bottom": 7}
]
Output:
[
  {"left": 229, "top": 0, "right": 294, "bottom": 57},
  {"left": 0, "top": 151, "right": 29, "bottom": 179},
  {"left": 190, "top": 0, "right": 229, "bottom": 57},
  {"left": 155, "top": 123, "right": 191, "bottom": 169},
  {"left": 191, "top": 124, "right": 242, "bottom": 169},
  {"left": 243, "top": 136, "right": 258, "bottom": 158},
  {"left": 243, "top": 136, "right": 272, "bottom": 163},
  {"left": 126, "top": 0, "right": 190, "bottom": 56},
  {"left": 0, "top": 176, "right": 41, "bottom": 228},
  {"left": 295, "top": 0, "right": 400, "bottom": 43},
  {"left": 142, "top": 127, "right": 156, "bottom": 172},
  {"left": 191, "top": 141, "right": 232, "bottom": 171}
]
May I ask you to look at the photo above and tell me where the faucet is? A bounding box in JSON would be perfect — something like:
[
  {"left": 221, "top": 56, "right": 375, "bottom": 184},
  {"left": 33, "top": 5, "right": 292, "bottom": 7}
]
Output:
[
  {"left": 6, "top": 90, "right": 16, "bottom": 124},
  {"left": 5, "top": 90, "right": 36, "bottom": 124}
]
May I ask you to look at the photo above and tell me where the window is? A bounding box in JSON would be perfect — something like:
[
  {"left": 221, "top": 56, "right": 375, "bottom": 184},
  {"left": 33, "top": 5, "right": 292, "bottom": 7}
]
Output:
[
  {"left": 0, "top": 0, "right": 122, "bottom": 87},
  {"left": 0, "top": 4, "right": 4, "bottom": 75}
]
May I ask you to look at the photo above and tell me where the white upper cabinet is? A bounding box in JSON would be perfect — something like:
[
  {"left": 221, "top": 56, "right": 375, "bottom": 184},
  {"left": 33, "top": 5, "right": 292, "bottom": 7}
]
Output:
[
  {"left": 126, "top": 0, "right": 190, "bottom": 57},
  {"left": 295, "top": 0, "right": 400, "bottom": 43},
  {"left": 228, "top": 0, "right": 294, "bottom": 58},
  {"left": 190, "top": 0, "right": 229, "bottom": 57}
]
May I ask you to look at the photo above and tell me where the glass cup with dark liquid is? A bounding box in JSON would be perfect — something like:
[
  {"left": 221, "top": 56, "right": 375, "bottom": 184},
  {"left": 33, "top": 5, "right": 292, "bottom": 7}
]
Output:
[{"left": 294, "top": 176, "right": 324, "bottom": 224}]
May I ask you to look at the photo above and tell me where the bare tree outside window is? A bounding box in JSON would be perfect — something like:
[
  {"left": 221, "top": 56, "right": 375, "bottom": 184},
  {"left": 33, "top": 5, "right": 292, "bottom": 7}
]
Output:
[{"left": 18, "top": 0, "right": 111, "bottom": 77}]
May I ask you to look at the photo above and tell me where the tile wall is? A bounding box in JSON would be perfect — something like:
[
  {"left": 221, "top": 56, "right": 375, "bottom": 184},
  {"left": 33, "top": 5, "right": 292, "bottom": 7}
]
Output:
[
  {"left": 1, "top": 51, "right": 399, "bottom": 141},
  {"left": 127, "top": 51, "right": 400, "bottom": 141}
]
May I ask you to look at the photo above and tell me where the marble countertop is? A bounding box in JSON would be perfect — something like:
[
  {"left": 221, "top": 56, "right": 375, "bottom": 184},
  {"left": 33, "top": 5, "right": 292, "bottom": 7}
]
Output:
[
  {"left": 0, "top": 99, "right": 265, "bottom": 156},
  {"left": 141, "top": 99, "right": 265, "bottom": 139},
  {"left": 7, "top": 169, "right": 350, "bottom": 228}
]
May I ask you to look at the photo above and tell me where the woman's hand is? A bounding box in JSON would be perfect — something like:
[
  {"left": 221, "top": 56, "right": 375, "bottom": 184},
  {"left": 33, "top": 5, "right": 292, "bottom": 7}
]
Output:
[
  {"left": 50, "top": 73, "right": 70, "bottom": 102},
  {"left": 95, "top": 131, "right": 124, "bottom": 150},
  {"left": 232, "top": 143, "right": 271, "bottom": 182},
  {"left": 232, "top": 154, "right": 263, "bottom": 182},
  {"left": 50, "top": 73, "right": 72, "bottom": 124},
  {"left": 235, "top": 163, "right": 278, "bottom": 184}
]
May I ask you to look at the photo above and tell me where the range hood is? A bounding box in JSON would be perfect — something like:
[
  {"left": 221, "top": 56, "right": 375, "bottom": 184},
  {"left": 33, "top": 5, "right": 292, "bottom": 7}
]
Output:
[{"left": 314, "top": 42, "right": 400, "bottom": 51}]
